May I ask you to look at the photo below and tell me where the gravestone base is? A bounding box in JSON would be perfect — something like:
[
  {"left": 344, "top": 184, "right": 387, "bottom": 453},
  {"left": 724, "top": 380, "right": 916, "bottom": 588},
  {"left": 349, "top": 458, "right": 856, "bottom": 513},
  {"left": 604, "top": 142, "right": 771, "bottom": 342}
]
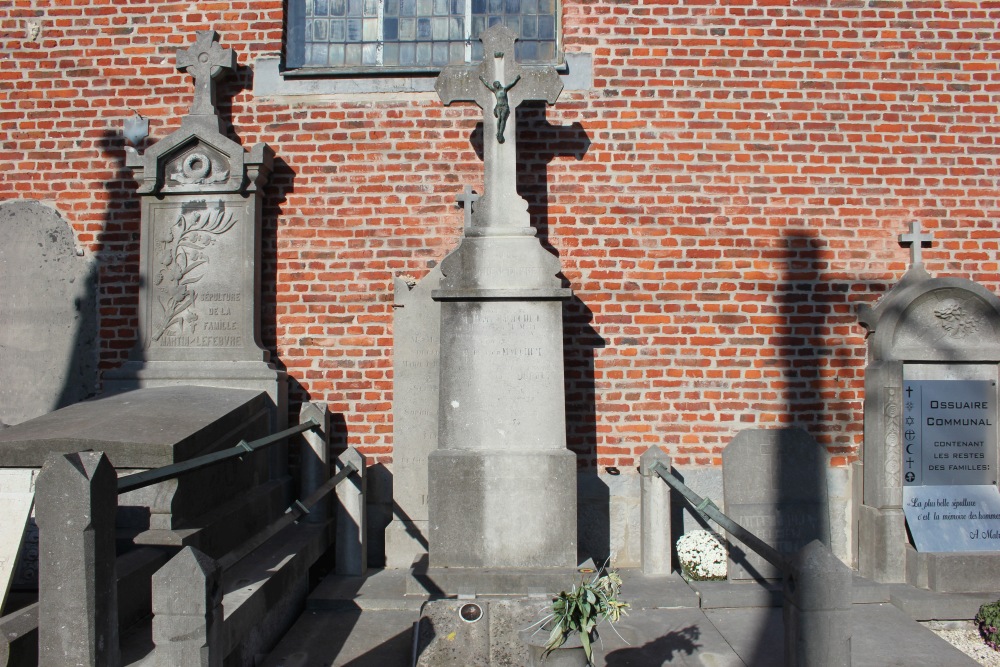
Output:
[
  {"left": 858, "top": 505, "right": 908, "bottom": 584},
  {"left": 428, "top": 449, "right": 577, "bottom": 571},
  {"left": 905, "top": 545, "right": 1000, "bottom": 593},
  {"left": 104, "top": 360, "right": 287, "bottom": 431},
  {"left": 385, "top": 520, "right": 429, "bottom": 569},
  {"left": 407, "top": 560, "right": 586, "bottom": 597}
]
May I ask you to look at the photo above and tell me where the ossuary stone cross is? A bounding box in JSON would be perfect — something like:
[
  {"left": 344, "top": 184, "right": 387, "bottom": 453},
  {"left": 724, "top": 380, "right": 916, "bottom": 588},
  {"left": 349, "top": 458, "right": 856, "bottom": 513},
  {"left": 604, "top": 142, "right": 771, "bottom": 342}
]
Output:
[
  {"left": 898, "top": 220, "right": 934, "bottom": 267},
  {"left": 176, "top": 30, "right": 236, "bottom": 118},
  {"left": 435, "top": 25, "right": 562, "bottom": 230}
]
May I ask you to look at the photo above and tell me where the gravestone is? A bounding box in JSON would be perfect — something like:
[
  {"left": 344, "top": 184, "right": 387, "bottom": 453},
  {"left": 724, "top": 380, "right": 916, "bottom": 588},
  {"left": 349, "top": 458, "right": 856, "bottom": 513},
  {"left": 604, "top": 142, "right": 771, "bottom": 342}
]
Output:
[
  {"left": 103, "top": 30, "right": 286, "bottom": 434},
  {"left": 0, "top": 200, "right": 97, "bottom": 426},
  {"left": 425, "top": 25, "right": 577, "bottom": 582},
  {"left": 857, "top": 221, "right": 1000, "bottom": 591},
  {"left": 722, "top": 428, "right": 830, "bottom": 580},
  {"left": 385, "top": 266, "right": 442, "bottom": 568}
]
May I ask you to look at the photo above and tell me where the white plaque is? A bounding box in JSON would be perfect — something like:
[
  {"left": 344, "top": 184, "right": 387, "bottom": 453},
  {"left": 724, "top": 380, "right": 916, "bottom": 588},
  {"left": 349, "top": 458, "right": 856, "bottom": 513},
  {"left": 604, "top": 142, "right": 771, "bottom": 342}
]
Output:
[
  {"left": 902, "top": 379, "right": 997, "bottom": 486},
  {"left": 903, "top": 484, "right": 1000, "bottom": 552}
]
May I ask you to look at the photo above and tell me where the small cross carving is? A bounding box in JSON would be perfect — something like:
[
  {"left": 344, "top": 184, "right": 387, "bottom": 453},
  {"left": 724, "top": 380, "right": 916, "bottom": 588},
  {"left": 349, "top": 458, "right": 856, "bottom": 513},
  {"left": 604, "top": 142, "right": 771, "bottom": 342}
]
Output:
[
  {"left": 455, "top": 186, "right": 480, "bottom": 231},
  {"left": 176, "top": 30, "right": 236, "bottom": 118},
  {"left": 898, "top": 221, "right": 934, "bottom": 267},
  {"left": 435, "top": 26, "right": 562, "bottom": 229}
]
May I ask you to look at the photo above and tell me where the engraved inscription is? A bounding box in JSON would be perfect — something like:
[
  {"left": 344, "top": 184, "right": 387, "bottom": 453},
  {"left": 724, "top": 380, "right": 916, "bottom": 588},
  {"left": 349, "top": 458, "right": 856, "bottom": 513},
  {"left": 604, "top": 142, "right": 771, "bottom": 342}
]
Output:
[{"left": 152, "top": 207, "right": 237, "bottom": 342}]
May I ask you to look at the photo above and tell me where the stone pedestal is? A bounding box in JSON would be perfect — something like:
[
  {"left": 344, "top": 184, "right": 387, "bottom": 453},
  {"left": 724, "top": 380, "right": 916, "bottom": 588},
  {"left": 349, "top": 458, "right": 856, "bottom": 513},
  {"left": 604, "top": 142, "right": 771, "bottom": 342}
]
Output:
[{"left": 428, "top": 231, "right": 577, "bottom": 579}]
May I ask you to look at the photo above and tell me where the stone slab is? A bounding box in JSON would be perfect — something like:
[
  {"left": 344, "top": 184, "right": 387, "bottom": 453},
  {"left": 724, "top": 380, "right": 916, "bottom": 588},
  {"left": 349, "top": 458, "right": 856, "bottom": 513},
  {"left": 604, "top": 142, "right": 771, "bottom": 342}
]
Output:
[
  {"left": 0, "top": 470, "right": 33, "bottom": 614},
  {"left": 0, "top": 386, "right": 267, "bottom": 468},
  {"left": 0, "top": 200, "right": 98, "bottom": 427},
  {"left": 387, "top": 268, "right": 442, "bottom": 569},
  {"left": 722, "top": 428, "right": 830, "bottom": 580},
  {"left": 407, "top": 561, "right": 586, "bottom": 598},
  {"left": 689, "top": 574, "right": 889, "bottom": 609},
  {"left": 904, "top": 544, "right": 1000, "bottom": 594},
  {"left": 258, "top": 608, "right": 417, "bottom": 667},
  {"left": 888, "top": 584, "right": 1000, "bottom": 621},
  {"left": 705, "top": 603, "right": 980, "bottom": 667},
  {"left": 428, "top": 449, "right": 577, "bottom": 570},
  {"left": 307, "top": 569, "right": 431, "bottom": 612}
]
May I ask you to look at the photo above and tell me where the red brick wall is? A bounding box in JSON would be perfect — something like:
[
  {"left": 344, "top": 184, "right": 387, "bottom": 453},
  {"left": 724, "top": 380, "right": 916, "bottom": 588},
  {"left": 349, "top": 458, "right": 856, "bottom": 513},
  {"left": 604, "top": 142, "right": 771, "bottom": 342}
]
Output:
[{"left": 3, "top": 1, "right": 999, "bottom": 470}]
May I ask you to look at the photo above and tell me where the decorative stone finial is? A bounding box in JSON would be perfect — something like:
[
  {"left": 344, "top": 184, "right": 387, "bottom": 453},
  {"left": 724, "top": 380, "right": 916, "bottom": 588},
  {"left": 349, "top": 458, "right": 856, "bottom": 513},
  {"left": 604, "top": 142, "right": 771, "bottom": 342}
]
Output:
[
  {"left": 176, "top": 30, "right": 236, "bottom": 118},
  {"left": 898, "top": 220, "right": 934, "bottom": 267}
]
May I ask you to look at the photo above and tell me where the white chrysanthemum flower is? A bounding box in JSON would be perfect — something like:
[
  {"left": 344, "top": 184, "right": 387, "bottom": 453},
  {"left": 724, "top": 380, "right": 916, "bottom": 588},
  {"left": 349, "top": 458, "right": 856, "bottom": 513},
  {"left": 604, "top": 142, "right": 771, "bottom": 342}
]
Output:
[{"left": 676, "top": 530, "right": 728, "bottom": 580}]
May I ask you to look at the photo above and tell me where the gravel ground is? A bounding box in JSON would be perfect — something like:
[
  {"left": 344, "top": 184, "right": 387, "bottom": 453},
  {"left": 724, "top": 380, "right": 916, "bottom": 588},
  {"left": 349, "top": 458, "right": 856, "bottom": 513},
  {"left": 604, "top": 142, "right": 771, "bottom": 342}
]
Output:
[{"left": 925, "top": 620, "right": 1000, "bottom": 666}]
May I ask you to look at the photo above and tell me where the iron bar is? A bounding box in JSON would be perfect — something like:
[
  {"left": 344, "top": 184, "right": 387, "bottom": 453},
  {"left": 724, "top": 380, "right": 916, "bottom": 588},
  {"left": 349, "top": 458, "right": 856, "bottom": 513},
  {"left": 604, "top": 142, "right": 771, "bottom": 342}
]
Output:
[
  {"left": 217, "top": 461, "right": 358, "bottom": 571},
  {"left": 649, "top": 460, "right": 789, "bottom": 574},
  {"left": 117, "top": 419, "right": 320, "bottom": 495}
]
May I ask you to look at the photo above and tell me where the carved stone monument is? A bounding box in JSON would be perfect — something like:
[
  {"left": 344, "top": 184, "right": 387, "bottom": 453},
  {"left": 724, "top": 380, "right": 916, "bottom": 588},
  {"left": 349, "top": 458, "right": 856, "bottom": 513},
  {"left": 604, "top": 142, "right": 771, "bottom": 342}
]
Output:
[
  {"left": 857, "top": 221, "right": 1000, "bottom": 592},
  {"left": 104, "top": 31, "right": 286, "bottom": 432},
  {"left": 424, "top": 26, "right": 576, "bottom": 584}
]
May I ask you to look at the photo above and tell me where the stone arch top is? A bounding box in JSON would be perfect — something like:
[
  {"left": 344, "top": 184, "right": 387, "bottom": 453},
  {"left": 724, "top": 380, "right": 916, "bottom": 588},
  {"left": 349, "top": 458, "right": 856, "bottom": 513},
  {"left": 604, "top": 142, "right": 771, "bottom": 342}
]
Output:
[{"left": 858, "top": 266, "right": 1000, "bottom": 363}]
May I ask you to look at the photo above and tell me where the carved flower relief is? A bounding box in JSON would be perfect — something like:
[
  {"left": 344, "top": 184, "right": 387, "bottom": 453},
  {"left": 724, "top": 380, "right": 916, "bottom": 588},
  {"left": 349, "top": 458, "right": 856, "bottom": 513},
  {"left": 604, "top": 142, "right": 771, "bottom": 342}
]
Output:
[
  {"left": 934, "top": 298, "right": 984, "bottom": 339},
  {"left": 151, "top": 207, "right": 237, "bottom": 341},
  {"left": 168, "top": 151, "right": 230, "bottom": 186}
]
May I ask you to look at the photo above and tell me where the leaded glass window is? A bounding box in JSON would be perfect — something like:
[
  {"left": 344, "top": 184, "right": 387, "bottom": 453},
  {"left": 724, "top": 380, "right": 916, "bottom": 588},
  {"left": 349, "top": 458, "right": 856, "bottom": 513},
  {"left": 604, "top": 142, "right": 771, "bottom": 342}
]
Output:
[{"left": 286, "top": 0, "right": 560, "bottom": 72}]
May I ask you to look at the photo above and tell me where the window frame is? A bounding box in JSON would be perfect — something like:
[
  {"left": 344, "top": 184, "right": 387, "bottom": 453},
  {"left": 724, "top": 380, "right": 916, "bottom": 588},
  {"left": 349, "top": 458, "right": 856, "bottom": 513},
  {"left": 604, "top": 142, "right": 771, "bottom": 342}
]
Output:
[{"left": 284, "top": 0, "right": 564, "bottom": 77}]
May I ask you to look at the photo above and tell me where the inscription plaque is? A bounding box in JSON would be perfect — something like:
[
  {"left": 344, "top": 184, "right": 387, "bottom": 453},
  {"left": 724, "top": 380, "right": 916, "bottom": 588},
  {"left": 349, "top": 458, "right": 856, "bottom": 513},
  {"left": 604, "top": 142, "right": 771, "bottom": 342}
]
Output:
[
  {"left": 902, "top": 379, "right": 997, "bottom": 487},
  {"left": 903, "top": 485, "right": 1000, "bottom": 552}
]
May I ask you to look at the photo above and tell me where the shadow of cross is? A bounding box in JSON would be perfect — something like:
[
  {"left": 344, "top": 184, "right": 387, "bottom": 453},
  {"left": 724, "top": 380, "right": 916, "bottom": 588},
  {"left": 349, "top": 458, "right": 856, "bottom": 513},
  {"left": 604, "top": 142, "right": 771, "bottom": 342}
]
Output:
[{"left": 435, "top": 25, "right": 562, "bottom": 230}]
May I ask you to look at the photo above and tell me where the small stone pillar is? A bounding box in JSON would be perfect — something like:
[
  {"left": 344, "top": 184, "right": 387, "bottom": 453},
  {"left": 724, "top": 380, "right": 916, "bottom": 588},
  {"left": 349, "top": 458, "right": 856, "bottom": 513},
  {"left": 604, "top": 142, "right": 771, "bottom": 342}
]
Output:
[
  {"left": 150, "top": 547, "right": 223, "bottom": 667},
  {"left": 299, "top": 401, "right": 330, "bottom": 524},
  {"left": 335, "top": 448, "right": 367, "bottom": 576},
  {"left": 35, "top": 451, "right": 120, "bottom": 667},
  {"left": 783, "top": 540, "right": 852, "bottom": 667},
  {"left": 640, "top": 447, "right": 672, "bottom": 576}
]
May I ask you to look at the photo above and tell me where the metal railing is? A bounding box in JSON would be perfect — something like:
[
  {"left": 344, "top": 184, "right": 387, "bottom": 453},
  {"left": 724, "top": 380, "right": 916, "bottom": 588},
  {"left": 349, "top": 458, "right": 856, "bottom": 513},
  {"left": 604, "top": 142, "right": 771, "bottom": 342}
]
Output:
[
  {"left": 117, "top": 419, "right": 321, "bottom": 494},
  {"left": 648, "top": 460, "right": 789, "bottom": 574}
]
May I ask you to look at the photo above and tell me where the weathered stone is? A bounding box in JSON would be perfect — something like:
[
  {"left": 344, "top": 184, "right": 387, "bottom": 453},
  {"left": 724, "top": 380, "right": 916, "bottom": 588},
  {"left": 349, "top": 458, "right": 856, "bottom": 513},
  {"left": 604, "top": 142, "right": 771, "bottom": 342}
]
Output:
[
  {"left": 103, "top": 30, "right": 286, "bottom": 435},
  {"left": 150, "top": 547, "right": 223, "bottom": 667},
  {"left": 722, "top": 428, "right": 830, "bottom": 580},
  {"left": 783, "top": 540, "right": 852, "bottom": 667},
  {"left": 386, "top": 267, "right": 442, "bottom": 568},
  {"left": 336, "top": 448, "right": 367, "bottom": 576},
  {"left": 35, "top": 451, "right": 120, "bottom": 667},
  {"left": 640, "top": 447, "right": 672, "bottom": 576},
  {"left": 426, "top": 25, "right": 577, "bottom": 578},
  {"left": 299, "top": 401, "right": 330, "bottom": 524},
  {"left": 0, "top": 200, "right": 97, "bottom": 426}
]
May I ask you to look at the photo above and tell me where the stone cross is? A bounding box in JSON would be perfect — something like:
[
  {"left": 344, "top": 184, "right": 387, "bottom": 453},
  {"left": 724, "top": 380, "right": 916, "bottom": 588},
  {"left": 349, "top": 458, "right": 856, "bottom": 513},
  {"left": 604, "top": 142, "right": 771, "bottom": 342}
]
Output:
[
  {"left": 898, "top": 220, "right": 934, "bottom": 267},
  {"left": 455, "top": 186, "right": 480, "bottom": 231},
  {"left": 435, "top": 26, "right": 562, "bottom": 230},
  {"left": 176, "top": 30, "right": 236, "bottom": 118}
]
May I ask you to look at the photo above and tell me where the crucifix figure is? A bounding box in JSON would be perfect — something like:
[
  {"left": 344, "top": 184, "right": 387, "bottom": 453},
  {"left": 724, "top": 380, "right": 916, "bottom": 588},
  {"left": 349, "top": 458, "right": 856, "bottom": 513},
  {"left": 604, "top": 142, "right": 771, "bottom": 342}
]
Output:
[
  {"left": 479, "top": 60, "right": 521, "bottom": 144},
  {"left": 898, "top": 220, "right": 934, "bottom": 267},
  {"left": 176, "top": 30, "right": 236, "bottom": 119},
  {"left": 435, "top": 26, "right": 562, "bottom": 230}
]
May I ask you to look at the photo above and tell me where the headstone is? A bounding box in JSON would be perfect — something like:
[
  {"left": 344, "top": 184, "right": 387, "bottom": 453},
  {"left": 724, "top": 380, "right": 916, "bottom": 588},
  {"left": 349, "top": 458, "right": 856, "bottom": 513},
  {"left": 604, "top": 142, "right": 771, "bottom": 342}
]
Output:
[
  {"left": 103, "top": 30, "right": 286, "bottom": 435},
  {"left": 426, "top": 25, "right": 577, "bottom": 579},
  {"left": 857, "top": 222, "right": 1000, "bottom": 590},
  {"left": 385, "top": 266, "right": 442, "bottom": 568},
  {"left": 0, "top": 470, "right": 33, "bottom": 612},
  {"left": 722, "top": 428, "right": 830, "bottom": 580},
  {"left": 0, "top": 200, "right": 97, "bottom": 426}
]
